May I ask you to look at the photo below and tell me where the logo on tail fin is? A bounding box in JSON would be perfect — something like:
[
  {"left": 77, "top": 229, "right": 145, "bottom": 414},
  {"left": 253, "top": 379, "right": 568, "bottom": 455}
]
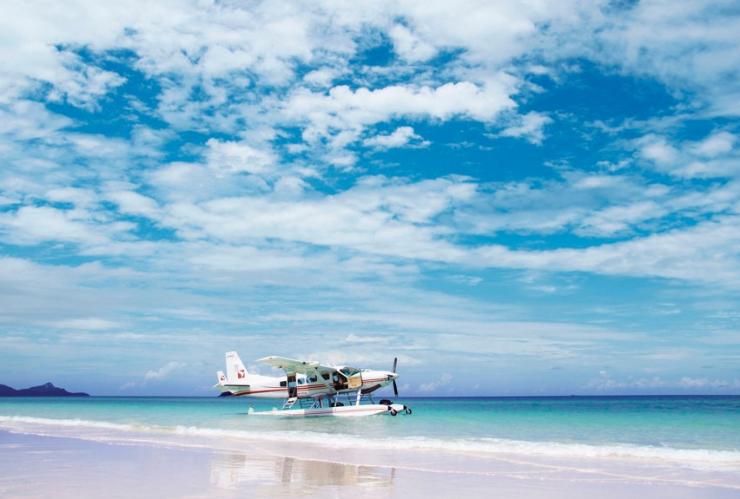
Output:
[{"left": 225, "top": 351, "right": 247, "bottom": 382}]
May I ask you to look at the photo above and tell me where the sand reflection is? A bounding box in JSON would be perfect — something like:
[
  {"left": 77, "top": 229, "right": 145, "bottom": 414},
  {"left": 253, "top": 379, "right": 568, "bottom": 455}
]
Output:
[{"left": 210, "top": 450, "right": 396, "bottom": 494}]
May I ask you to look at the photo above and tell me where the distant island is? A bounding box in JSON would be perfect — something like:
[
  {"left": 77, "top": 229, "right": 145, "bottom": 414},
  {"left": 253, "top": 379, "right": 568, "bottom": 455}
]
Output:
[{"left": 0, "top": 382, "right": 89, "bottom": 397}]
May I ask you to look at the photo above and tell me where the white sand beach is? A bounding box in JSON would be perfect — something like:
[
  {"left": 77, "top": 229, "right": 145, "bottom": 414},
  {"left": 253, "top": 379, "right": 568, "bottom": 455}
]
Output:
[{"left": 1, "top": 429, "right": 738, "bottom": 498}]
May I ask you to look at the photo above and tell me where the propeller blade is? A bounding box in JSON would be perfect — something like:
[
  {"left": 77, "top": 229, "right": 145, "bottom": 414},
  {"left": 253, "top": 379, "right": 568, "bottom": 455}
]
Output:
[
  {"left": 393, "top": 379, "right": 399, "bottom": 398},
  {"left": 392, "top": 357, "right": 398, "bottom": 373}
]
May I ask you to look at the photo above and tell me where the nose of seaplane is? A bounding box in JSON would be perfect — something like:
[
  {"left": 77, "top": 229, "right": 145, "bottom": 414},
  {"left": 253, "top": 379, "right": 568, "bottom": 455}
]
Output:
[{"left": 387, "top": 371, "right": 399, "bottom": 397}]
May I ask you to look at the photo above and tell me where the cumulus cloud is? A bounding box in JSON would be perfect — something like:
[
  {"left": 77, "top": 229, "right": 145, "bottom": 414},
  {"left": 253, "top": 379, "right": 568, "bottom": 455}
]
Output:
[
  {"left": 691, "top": 131, "right": 736, "bottom": 157},
  {"left": 636, "top": 131, "right": 740, "bottom": 178},
  {"left": 283, "top": 80, "right": 516, "bottom": 146},
  {"left": 585, "top": 0, "right": 740, "bottom": 116},
  {"left": 389, "top": 24, "right": 437, "bottom": 62},
  {"left": 363, "top": 126, "right": 429, "bottom": 149},
  {"left": 105, "top": 191, "right": 160, "bottom": 219},
  {"left": 205, "top": 139, "right": 277, "bottom": 176},
  {"left": 0, "top": 206, "right": 119, "bottom": 246},
  {"left": 497, "top": 112, "right": 553, "bottom": 144},
  {"left": 638, "top": 136, "right": 680, "bottom": 164}
]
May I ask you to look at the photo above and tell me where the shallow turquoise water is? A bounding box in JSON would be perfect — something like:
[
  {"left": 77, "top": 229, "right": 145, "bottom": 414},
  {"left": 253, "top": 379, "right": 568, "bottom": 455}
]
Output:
[{"left": 1, "top": 396, "right": 739, "bottom": 453}]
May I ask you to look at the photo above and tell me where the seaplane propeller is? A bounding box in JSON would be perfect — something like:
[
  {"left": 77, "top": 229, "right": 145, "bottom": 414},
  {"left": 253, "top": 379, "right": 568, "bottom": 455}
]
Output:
[{"left": 392, "top": 357, "right": 399, "bottom": 398}]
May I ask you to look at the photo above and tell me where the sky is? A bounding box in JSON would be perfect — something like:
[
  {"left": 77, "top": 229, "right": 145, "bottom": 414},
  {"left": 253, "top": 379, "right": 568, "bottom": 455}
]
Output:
[{"left": 1, "top": 0, "right": 739, "bottom": 396}]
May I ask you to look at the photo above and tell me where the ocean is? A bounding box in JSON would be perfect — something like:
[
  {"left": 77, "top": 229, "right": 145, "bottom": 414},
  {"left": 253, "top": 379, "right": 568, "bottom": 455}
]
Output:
[{"left": 1, "top": 395, "right": 739, "bottom": 468}]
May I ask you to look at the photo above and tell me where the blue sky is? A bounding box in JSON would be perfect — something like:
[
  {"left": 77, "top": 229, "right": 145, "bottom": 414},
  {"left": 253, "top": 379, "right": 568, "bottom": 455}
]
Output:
[{"left": 1, "top": 1, "right": 739, "bottom": 396}]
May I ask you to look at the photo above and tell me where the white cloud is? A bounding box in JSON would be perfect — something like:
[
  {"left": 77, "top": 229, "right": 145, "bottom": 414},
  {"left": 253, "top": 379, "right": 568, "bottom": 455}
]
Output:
[
  {"left": 188, "top": 245, "right": 307, "bottom": 272},
  {"left": 586, "top": 0, "right": 740, "bottom": 116},
  {"left": 205, "top": 139, "right": 277, "bottom": 175},
  {"left": 453, "top": 171, "right": 681, "bottom": 238},
  {"left": 639, "top": 136, "right": 680, "bottom": 164},
  {"left": 47, "top": 55, "right": 126, "bottom": 110},
  {"left": 283, "top": 79, "right": 516, "bottom": 146},
  {"left": 586, "top": 373, "right": 740, "bottom": 392},
  {"left": 344, "top": 334, "right": 386, "bottom": 344},
  {"left": 303, "top": 68, "right": 340, "bottom": 87},
  {"left": 475, "top": 215, "right": 740, "bottom": 286},
  {"left": 154, "top": 175, "right": 476, "bottom": 249},
  {"left": 678, "top": 377, "right": 740, "bottom": 389},
  {"left": 390, "top": 1, "right": 562, "bottom": 67},
  {"left": 577, "top": 201, "right": 664, "bottom": 237},
  {"left": 363, "top": 126, "right": 429, "bottom": 149},
  {"left": 46, "top": 188, "right": 98, "bottom": 208},
  {"left": 0, "top": 206, "right": 113, "bottom": 246},
  {"left": 498, "top": 112, "right": 553, "bottom": 144},
  {"left": 106, "top": 190, "right": 159, "bottom": 219},
  {"left": 1, "top": 1, "right": 737, "bottom": 123},
  {"left": 692, "top": 131, "right": 736, "bottom": 157},
  {"left": 419, "top": 372, "right": 452, "bottom": 392},
  {"left": 52, "top": 317, "right": 122, "bottom": 330},
  {"left": 636, "top": 131, "right": 739, "bottom": 178},
  {"left": 449, "top": 274, "right": 483, "bottom": 286},
  {"left": 301, "top": 350, "right": 419, "bottom": 367},
  {"left": 144, "top": 361, "right": 185, "bottom": 380},
  {"left": 389, "top": 24, "right": 437, "bottom": 62},
  {"left": 0, "top": 101, "right": 72, "bottom": 140}
]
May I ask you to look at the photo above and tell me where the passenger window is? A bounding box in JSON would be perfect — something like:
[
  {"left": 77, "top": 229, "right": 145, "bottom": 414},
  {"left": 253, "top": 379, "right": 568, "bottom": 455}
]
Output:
[
  {"left": 321, "top": 373, "right": 330, "bottom": 380},
  {"left": 298, "top": 379, "right": 304, "bottom": 384},
  {"left": 308, "top": 375, "right": 318, "bottom": 383},
  {"left": 279, "top": 381, "right": 286, "bottom": 387}
]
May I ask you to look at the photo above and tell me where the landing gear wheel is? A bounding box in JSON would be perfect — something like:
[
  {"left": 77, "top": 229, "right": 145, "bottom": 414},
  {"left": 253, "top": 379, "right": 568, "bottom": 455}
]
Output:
[
  {"left": 404, "top": 407, "right": 412, "bottom": 415},
  {"left": 390, "top": 408, "right": 398, "bottom": 416}
]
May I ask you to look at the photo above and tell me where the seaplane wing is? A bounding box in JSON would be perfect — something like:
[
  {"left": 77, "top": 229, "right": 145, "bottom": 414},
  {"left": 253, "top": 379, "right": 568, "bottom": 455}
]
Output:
[{"left": 257, "top": 356, "right": 334, "bottom": 375}]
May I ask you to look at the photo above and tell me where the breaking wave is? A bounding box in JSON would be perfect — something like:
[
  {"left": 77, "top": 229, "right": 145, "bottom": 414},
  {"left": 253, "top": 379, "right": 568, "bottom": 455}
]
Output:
[{"left": 1, "top": 415, "right": 739, "bottom": 470}]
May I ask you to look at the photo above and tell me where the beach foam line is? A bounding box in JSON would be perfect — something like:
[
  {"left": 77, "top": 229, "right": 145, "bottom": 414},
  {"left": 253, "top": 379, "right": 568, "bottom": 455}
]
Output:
[{"left": 1, "top": 415, "right": 739, "bottom": 470}]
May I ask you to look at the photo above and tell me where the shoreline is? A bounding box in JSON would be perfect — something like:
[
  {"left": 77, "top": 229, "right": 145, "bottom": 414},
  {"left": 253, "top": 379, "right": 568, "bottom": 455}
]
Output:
[
  {"left": 2, "top": 430, "right": 738, "bottom": 499},
  {"left": 2, "top": 417, "right": 740, "bottom": 498},
  {"left": 3, "top": 394, "right": 739, "bottom": 398},
  {"left": 1, "top": 414, "right": 739, "bottom": 471}
]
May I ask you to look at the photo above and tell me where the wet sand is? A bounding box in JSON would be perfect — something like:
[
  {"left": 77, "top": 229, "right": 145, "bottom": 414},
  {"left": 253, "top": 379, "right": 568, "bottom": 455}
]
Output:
[{"left": 1, "top": 430, "right": 738, "bottom": 498}]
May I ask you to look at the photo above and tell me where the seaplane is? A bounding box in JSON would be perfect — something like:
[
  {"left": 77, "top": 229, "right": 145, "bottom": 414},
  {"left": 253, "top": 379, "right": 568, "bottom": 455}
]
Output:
[{"left": 215, "top": 351, "right": 412, "bottom": 417}]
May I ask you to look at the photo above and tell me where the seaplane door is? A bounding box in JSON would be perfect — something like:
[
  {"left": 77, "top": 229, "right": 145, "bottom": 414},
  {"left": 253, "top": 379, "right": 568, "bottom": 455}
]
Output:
[
  {"left": 348, "top": 373, "right": 362, "bottom": 390},
  {"left": 287, "top": 373, "right": 297, "bottom": 398}
]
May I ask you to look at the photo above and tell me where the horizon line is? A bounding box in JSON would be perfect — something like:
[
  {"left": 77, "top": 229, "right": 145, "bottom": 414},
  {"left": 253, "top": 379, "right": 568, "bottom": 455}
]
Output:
[{"left": 12, "top": 393, "right": 736, "bottom": 398}]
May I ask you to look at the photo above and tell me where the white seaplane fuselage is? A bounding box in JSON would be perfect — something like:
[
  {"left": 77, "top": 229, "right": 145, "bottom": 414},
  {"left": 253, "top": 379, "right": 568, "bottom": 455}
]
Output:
[{"left": 218, "top": 370, "right": 396, "bottom": 399}]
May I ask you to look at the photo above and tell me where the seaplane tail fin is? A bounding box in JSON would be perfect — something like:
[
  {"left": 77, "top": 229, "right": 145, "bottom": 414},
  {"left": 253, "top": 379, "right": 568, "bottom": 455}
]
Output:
[{"left": 225, "top": 351, "right": 248, "bottom": 382}]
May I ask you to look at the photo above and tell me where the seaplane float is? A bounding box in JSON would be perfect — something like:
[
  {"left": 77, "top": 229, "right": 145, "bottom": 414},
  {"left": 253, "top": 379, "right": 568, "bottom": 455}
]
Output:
[{"left": 215, "top": 351, "right": 412, "bottom": 417}]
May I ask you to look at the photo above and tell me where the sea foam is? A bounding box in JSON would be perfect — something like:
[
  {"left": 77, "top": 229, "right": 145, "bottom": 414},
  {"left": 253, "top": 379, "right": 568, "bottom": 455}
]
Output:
[{"left": 1, "top": 415, "right": 739, "bottom": 471}]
